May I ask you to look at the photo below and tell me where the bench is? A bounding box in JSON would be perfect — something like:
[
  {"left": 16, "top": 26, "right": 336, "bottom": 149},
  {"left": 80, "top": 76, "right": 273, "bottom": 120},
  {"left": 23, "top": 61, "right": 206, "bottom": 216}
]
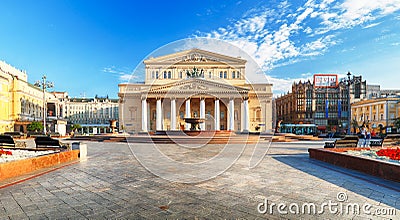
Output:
[
  {"left": 382, "top": 134, "right": 400, "bottom": 147},
  {"left": 34, "top": 136, "right": 68, "bottom": 149},
  {"left": 0, "top": 135, "right": 16, "bottom": 147},
  {"left": 3, "top": 131, "right": 26, "bottom": 139},
  {"left": 324, "top": 135, "right": 359, "bottom": 148},
  {"left": 369, "top": 138, "right": 383, "bottom": 147}
]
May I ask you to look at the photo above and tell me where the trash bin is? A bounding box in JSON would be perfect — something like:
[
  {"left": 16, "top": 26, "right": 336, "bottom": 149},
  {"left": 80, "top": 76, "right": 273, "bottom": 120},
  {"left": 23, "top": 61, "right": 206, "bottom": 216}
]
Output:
[{"left": 72, "top": 142, "right": 87, "bottom": 161}]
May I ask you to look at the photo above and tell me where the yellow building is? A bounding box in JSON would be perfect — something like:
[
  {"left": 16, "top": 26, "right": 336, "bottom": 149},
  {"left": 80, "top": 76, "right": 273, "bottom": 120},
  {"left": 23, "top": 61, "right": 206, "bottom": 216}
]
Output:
[
  {"left": 351, "top": 97, "right": 400, "bottom": 133},
  {"left": 119, "top": 48, "right": 273, "bottom": 133},
  {"left": 0, "top": 61, "right": 62, "bottom": 133}
]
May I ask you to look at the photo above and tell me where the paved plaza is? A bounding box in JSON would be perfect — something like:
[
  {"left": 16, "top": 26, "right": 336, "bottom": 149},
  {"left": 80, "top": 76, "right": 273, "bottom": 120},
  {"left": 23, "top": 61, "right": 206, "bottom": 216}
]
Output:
[{"left": 0, "top": 140, "right": 399, "bottom": 219}]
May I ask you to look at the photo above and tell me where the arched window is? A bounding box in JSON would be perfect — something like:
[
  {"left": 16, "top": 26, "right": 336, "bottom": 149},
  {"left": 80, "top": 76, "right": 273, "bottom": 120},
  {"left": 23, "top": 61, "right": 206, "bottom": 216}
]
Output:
[
  {"left": 223, "top": 71, "right": 227, "bottom": 78},
  {"left": 179, "top": 71, "right": 183, "bottom": 79},
  {"left": 209, "top": 72, "right": 212, "bottom": 78},
  {"left": 232, "top": 71, "right": 236, "bottom": 79},
  {"left": 220, "top": 71, "right": 223, "bottom": 78},
  {"left": 168, "top": 71, "right": 171, "bottom": 79},
  {"left": 163, "top": 71, "right": 167, "bottom": 79},
  {"left": 155, "top": 71, "right": 159, "bottom": 79}
]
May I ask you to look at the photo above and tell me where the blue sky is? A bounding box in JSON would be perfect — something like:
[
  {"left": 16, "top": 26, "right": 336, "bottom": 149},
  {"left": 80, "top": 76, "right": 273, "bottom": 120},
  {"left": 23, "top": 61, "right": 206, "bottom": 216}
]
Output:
[{"left": 1, "top": 0, "right": 400, "bottom": 97}]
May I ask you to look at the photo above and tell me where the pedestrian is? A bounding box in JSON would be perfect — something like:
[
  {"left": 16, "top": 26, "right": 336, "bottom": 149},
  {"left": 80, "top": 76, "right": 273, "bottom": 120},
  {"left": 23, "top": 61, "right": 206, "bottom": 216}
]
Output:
[
  {"left": 363, "top": 127, "right": 371, "bottom": 147},
  {"left": 361, "top": 127, "right": 366, "bottom": 147},
  {"left": 371, "top": 129, "right": 376, "bottom": 137}
]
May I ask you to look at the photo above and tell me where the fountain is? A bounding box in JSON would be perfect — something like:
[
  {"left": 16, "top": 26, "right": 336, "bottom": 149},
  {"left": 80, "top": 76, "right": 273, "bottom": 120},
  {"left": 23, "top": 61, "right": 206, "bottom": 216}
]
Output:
[{"left": 184, "top": 118, "right": 205, "bottom": 131}]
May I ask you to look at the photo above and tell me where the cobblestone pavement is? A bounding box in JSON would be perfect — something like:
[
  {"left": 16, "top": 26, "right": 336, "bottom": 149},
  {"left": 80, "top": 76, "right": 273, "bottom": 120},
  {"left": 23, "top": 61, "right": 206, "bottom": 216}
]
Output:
[{"left": 0, "top": 141, "right": 399, "bottom": 219}]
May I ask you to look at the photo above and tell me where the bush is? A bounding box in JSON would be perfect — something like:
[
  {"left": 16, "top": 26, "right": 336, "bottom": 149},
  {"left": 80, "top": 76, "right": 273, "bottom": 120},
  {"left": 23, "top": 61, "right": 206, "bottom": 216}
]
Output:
[{"left": 27, "top": 121, "right": 43, "bottom": 132}]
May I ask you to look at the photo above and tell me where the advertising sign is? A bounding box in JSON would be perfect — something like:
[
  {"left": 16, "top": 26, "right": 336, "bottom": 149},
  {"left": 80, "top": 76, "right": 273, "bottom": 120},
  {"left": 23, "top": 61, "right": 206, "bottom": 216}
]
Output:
[{"left": 313, "top": 74, "right": 338, "bottom": 88}]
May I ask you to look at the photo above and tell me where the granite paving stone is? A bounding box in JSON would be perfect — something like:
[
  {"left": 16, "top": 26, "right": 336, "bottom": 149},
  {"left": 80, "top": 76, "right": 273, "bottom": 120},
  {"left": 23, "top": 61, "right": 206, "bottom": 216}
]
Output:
[{"left": 0, "top": 141, "right": 399, "bottom": 219}]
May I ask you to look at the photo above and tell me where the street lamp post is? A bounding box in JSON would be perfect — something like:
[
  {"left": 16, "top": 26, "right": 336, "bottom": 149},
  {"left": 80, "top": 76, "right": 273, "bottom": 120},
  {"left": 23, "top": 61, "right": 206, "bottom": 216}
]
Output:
[
  {"left": 34, "top": 75, "right": 54, "bottom": 135},
  {"left": 343, "top": 71, "right": 361, "bottom": 134},
  {"left": 347, "top": 72, "right": 352, "bottom": 134}
]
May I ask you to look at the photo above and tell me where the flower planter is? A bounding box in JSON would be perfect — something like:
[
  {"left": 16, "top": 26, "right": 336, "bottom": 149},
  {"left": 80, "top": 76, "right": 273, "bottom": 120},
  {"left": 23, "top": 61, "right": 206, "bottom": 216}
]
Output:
[
  {"left": 308, "top": 147, "right": 400, "bottom": 183},
  {"left": 0, "top": 150, "right": 79, "bottom": 181}
]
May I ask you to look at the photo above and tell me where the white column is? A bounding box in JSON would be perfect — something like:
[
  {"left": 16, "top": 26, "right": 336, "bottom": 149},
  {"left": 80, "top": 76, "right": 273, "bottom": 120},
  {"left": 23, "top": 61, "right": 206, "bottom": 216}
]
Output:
[
  {"left": 185, "top": 98, "right": 191, "bottom": 130},
  {"left": 228, "top": 98, "right": 235, "bottom": 131},
  {"left": 383, "top": 103, "right": 387, "bottom": 121},
  {"left": 214, "top": 99, "right": 220, "bottom": 131},
  {"left": 243, "top": 98, "right": 249, "bottom": 132},
  {"left": 156, "top": 98, "right": 162, "bottom": 131},
  {"left": 200, "top": 98, "right": 205, "bottom": 130},
  {"left": 141, "top": 98, "right": 148, "bottom": 132},
  {"left": 369, "top": 105, "right": 372, "bottom": 121},
  {"left": 171, "top": 98, "right": 177, "bottom": 130}
]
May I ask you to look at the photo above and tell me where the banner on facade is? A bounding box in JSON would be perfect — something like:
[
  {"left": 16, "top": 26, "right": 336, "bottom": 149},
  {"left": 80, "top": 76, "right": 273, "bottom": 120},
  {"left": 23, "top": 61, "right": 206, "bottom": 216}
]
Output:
[{"left": 325, "top": 99, "right": 329, "bottom": 118}]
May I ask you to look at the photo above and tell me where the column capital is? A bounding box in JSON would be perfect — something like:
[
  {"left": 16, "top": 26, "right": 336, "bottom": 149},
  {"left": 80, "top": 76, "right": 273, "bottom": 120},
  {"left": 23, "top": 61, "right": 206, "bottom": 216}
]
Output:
[
  {"left": 141, "top": 96, "right": 147, "bottom": 101},
  {"left": 243, "top": 96, "right": 249, "bottom": 101},
  {"left": 156, "top": 97, "right": 162, "bottom": 100}
]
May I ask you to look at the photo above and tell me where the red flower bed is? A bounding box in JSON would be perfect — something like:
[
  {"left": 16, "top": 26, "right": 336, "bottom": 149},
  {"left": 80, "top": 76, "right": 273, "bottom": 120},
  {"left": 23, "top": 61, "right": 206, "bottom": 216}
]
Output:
[
  {"left": 0, "top": 149, "right": 13, "bottom": 156},
  {"left": 376, "top": 148, "right": 400, "bottom": 160}
]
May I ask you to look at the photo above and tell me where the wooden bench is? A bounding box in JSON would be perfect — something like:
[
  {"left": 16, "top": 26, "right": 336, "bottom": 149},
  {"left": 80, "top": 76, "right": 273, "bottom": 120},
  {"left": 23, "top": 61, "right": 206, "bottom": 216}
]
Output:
[
  {"left": 324, "top": 135, "right": 359, "bottom": 148},
  {"left": 34, "top": 136, "right": 68, "bottom": 149},
  {"left": 0, "top": 135, "right": 16, "bottom": 147},
  {"left": 369, "top": 138, "right": 383, "bottom": 147},
  {"left": 3, "top": 131, "right": 26, "bottom": 139},
  {"left": 382, "top": 134, "right": 400, "bottom": 147}
]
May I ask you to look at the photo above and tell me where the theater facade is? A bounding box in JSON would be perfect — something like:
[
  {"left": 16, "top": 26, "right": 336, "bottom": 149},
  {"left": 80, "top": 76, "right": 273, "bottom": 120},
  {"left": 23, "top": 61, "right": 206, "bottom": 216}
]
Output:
[{"left": 118, "top": 49, "right": 273, "bottom": 133}]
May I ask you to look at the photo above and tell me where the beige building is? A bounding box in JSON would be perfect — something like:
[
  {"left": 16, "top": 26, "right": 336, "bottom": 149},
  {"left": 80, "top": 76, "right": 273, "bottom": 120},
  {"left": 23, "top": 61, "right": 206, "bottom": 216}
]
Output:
[
  {"left": 119, "top": 49, "right": 273, "bottom": 133},
  {"left": 0, "top": 61, "right": 65, "bottom": 134},
  {"left": 351, "top": 97, "right": 400, "bottom": 133},
  {"left": 64, "top": 96, "right": 119, "bottom": 134}
]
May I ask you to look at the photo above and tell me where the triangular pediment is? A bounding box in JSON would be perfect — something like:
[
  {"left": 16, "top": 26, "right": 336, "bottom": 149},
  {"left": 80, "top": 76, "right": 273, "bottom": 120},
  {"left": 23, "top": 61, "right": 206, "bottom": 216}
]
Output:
[
  {"left": 148, "top": 78, "right": 249, "bottom": 95},
  {"left": 144, "top": 48, "right": 246, "bottom": 65}
]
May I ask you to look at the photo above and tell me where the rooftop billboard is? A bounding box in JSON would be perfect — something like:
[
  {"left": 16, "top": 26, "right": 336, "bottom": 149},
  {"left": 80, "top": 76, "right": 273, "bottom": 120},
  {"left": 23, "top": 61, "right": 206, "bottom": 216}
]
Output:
[{"left": 313, "top": 74, "right": 338, "bottom": 88}]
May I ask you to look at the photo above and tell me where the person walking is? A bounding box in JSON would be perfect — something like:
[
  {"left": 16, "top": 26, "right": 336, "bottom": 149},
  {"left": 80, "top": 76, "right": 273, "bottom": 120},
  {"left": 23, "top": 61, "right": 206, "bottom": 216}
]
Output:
[
  {"left": 363, "top": 126, "right": 371, "bottom": 147},
  {"left": 360, "top": 127, "right": 366, "bottom": 147}
]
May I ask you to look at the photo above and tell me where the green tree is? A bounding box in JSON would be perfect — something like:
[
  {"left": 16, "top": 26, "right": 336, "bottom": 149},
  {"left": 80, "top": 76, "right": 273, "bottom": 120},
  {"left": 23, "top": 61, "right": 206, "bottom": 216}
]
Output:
[
  {"left": 71, "top": 124, "right": 82, "bottom": 132},
  {"left": 351, "top": 119, "right": 359, "bottom": 134},
  {"left": 27, "top": 121, "right": 43, "bottom": 132},
  {"left": 393, "top": 118, "right": 400, "bottom": 133}
]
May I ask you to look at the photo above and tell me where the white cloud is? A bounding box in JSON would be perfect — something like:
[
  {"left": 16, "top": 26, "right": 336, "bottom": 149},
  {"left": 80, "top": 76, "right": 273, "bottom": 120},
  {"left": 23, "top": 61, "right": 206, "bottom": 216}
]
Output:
[
  {"left": 195, "top": 0, "right": 400, "bottom": 94},
  {"left": 102, "top": 66, "right": 136, "bottom": 82},
  {"left": 363, "top": 22, "right": 382, "bottom": 29}
]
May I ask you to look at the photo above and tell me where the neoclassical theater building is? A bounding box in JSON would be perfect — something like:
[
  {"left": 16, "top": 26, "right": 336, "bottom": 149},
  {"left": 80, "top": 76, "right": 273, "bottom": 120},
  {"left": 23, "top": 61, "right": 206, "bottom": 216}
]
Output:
[{"left": 118, "top": 49, "right": 273, "bottom": 133}]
